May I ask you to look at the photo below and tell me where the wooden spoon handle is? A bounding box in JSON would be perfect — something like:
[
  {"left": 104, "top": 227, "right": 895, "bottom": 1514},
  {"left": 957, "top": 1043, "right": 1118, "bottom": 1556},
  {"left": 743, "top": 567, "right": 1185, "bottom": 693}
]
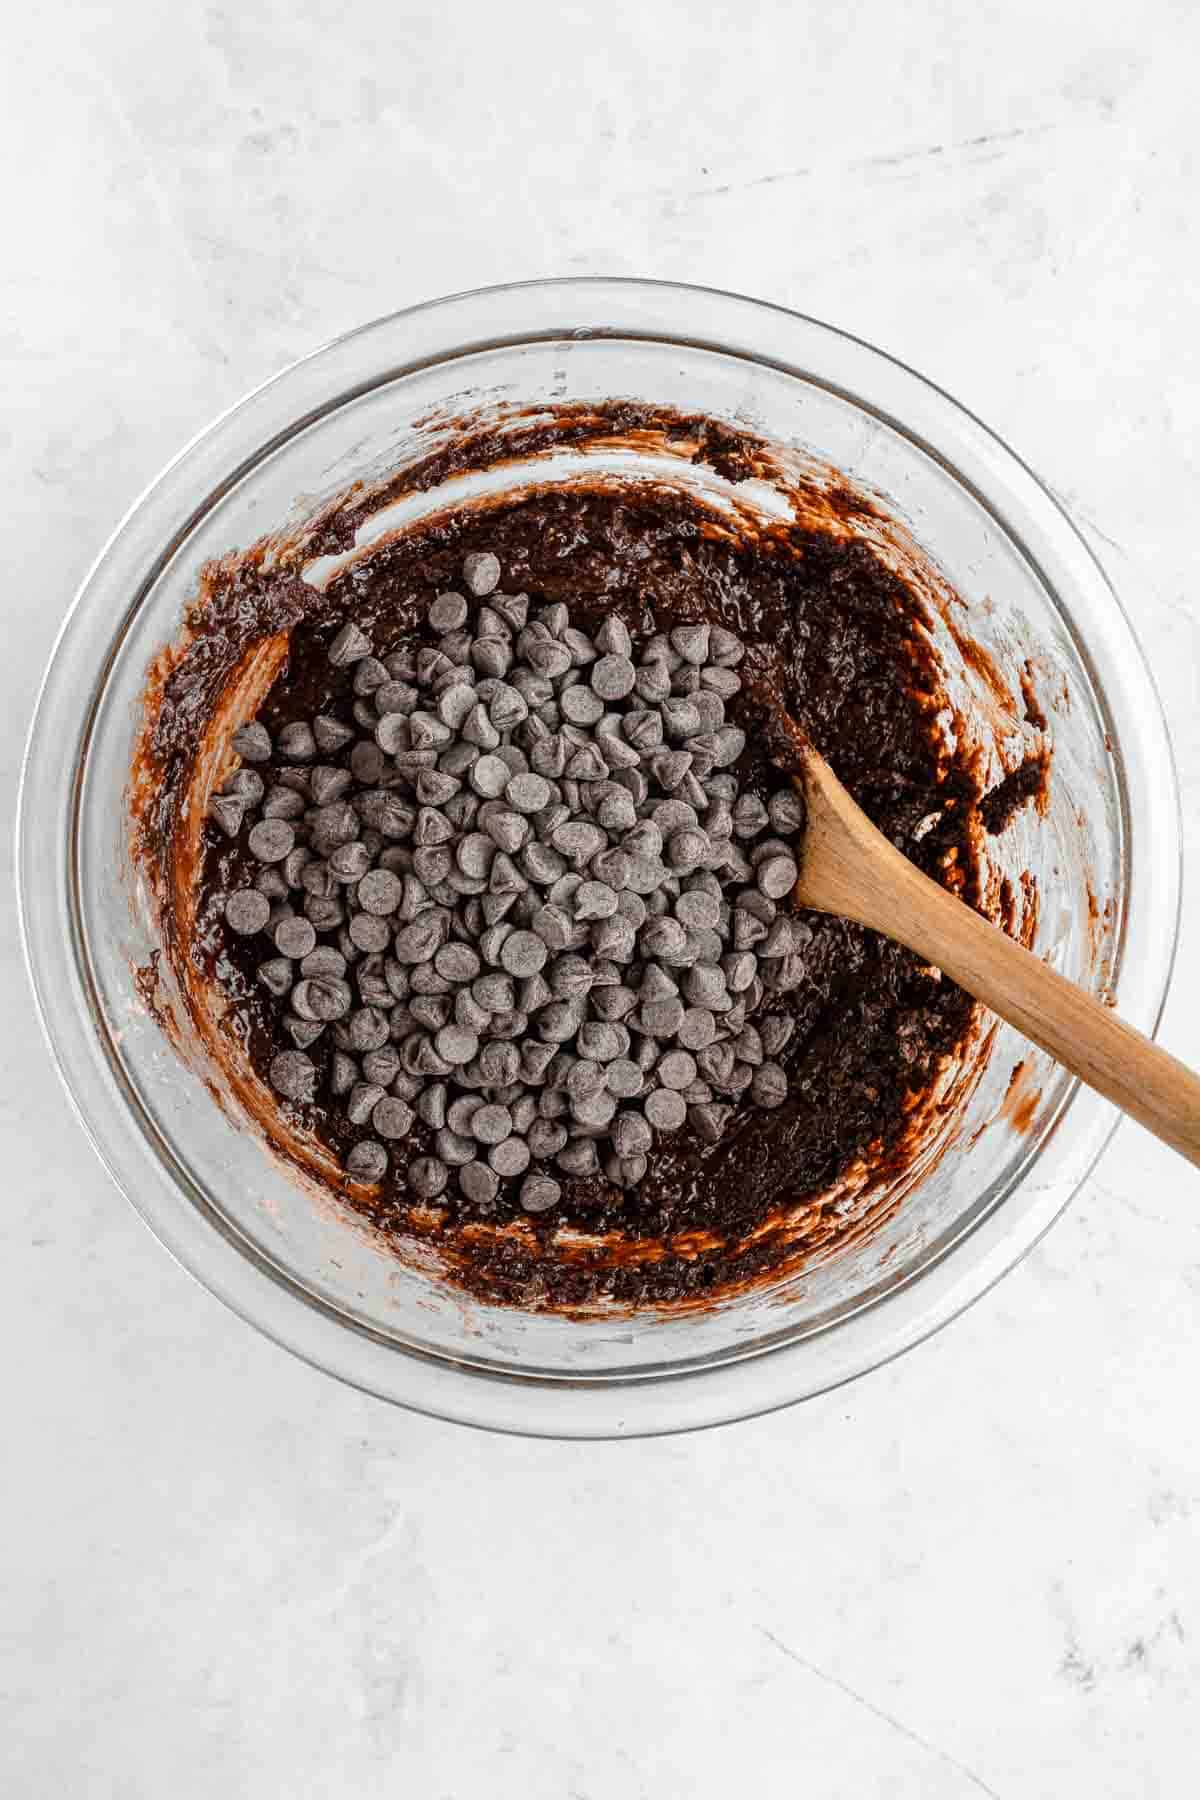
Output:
[{"left": 793, "top": 775, "right": 1200, "bottom": 1167}]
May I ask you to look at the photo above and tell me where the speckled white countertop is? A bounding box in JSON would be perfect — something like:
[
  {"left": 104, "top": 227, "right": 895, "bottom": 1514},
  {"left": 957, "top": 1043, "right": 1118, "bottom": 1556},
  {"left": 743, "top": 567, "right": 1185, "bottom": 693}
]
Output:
[{"left": 3, "top": 3, "right": 1198, "bottom": 1793}]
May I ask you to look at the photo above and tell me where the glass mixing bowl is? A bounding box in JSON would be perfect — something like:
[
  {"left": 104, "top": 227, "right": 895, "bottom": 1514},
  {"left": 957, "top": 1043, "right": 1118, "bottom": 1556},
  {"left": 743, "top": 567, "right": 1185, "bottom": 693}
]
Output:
[{"left": 18, "top": 280, "right": 1180, "bottom": 1437}]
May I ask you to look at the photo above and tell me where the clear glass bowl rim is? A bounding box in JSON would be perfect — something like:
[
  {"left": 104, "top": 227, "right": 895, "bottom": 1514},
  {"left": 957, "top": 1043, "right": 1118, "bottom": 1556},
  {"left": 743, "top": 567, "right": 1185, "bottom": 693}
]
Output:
[{"left": 17, "top": 277, "right": 1182, "bottom": 1438}]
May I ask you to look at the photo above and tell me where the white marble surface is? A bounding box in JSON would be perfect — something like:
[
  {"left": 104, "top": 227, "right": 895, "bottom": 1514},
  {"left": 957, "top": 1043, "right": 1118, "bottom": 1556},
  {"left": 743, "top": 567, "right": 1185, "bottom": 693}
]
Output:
[{"left": 4, "top": 3, "right": 1199, "bottom": 1793}]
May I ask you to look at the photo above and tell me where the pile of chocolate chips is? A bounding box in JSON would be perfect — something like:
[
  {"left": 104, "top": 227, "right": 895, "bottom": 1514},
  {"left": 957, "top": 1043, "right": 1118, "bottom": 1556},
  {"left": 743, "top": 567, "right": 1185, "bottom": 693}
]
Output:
[{"left": 213, "top": 552, "right": 809, "bottom": 1214}]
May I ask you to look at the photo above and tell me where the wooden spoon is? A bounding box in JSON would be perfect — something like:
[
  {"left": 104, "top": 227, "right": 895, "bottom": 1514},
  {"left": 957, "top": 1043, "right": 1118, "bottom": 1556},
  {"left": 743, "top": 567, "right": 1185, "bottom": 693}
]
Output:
[{"left": 775, "top": 716, "right": 1200, "bottom": 1168}]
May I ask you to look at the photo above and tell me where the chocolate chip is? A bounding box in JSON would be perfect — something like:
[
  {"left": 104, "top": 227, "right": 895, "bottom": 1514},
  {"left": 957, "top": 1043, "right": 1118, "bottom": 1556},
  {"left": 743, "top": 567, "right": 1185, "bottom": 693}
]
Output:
[
  {"left": 393, "top": 915, "right": 444, "bottom": 964},
  {"left": 433, "top": 683, "right": 474, "bottom": 735},
  {"left": 360, "top": 956, "right": 397, "bottom": 1008},
  {"left": 540, "top": 955, "right": 586, "bottom": 1002},
  {"left": 647, "top": 749, "right": 690, "bottom": 794},
  {"left": 230, "top": 721, "right": 271, "bottom": 764},
  {"left": 256, "top": 958, "right": 294, "bottom": 998},
  {"left": 675, "top": 889, "right": 721, "bottom": 930},
  {"left": 751, "top": 1062, "right": 788, "bottom": 1108},
  {"left": 435, "top": 1128, "right": 475, "bottom": 1166},
  {"left": 733, "top": 906, "right": 769, "bottom": 950},
  {"left": 344, "top": 1080, "right": 384, "bottom": 1126},
  {"left": 571, "top": 1086, "right": 617, "bottom": 1129},
  {"left": 277, "top": 721, "right": 317, "bottom": 763},
  {"left": 353, "top": 869, "right": 399, "bottom": 917},
  {"left": 430, "top": 591, "right": 469, "bottom": 632},
  {"left": 469, "top": 1103, "right": 511, "bottom": 1145},
  {"left": 343, "top": 1140, "right": 386, "bottom": 1182},
  {"left": 284, "top": 1015, "right": 324, "bottom": 1049},
  {"left": 377, "top": 677, "right": 419, "bottom": 716},
  {"left": 565, "top": 744, "right": 608, "bottom": 785},
  {"left": 374, "top": 712, "right": 410, "bottom": 757},
  {"left": 523, "top": 1111, "right": 566, "bottom": 1156},
  {"left": 488, "top": 1137, "right": 531, "bottom": 1178},
  {"left": 455, "top": 1161, "right": 496, "bottom": 1206},
  {"left": 292, "top": 976, "right": 352, "bottom": 1022},
  {"left": 586, "top": 913, "right": 632, "bottom": 962},
  {"left": 329, "top": 622, "right": 371, "bottom": 666},
  {"left": 225, "top": 889, "right": 271, "bottom": 935},
  {"left": 321, "top": 1053, "right": 354, "bottom": 1099},
  {"left": 677, "top": 1006, "right": 717, "bottom": 1050},
  {"left": 432, "top": 942, "right": 479, "bottom": 985},
  {"left": 637, "top": 997, "right": 681, "bottom": 1039},
  {"left": 606, "top": 1112, "right": 647, "bottom": 1160},
  {"left": 645, "top": 1088, "right": 686, "bottom": 1131},
  {"left": 307, "top": 766, "right": 351, "bottom": 808},
  {"left": 757, "top": 853, "right": 798, "bottom": 900},
  {"left": 665, "top": 827, "right": 710, "bottom": 875},
  {"left": 591, "top": 653, "right": 636, "bottom": 700},
  {"left": 347, "top": 1007, "right": 390, "bottom": 1051},
  {"left": 666, "top": 622, "right": 706, "bottom": 665},
  {"left": 520, "top": 1173, "right": 561, "bottom": 1213},
  {"left": 477, "top": 1041, "right": 519, "bottom": 1087},
  {"left": 415, "top": 1082, "right": 448, "bottom": 1130},
  {"left": 638, "top": 917, "right": 687, "bottom": 964},
  {"left": 574, "top": 881, "right": 618, "bottom": 921},
  {"left": 409, "top": 710, "right": 451, "bottom": 752},
  {"left": 462, "top": 551, "right": 501, "bottom": 596},
  {"left": 359, "top": 1046, "right": 399, "bottom": 1087},
  {"left": 478, "top": 923, "right": 513, "bottom": 967},
  {"left": 311, "top": 800, "right": 362, "bottom": 853},
  {"left": 689, "top": 1102, "right": 731, "bottom": 1143},
  {"left": 446, "top": 1094, "right": 483, "bottom": 1133},
  {"left": 473, "top": 972, "right": 515, "bottom": 1014},
  {"left": 328, "top": 842, "right": 370, "bottom": 884},
  {"left": 760, "top": 1014, "right": 795, "bottom": 1057},
  {"left": 373, "top": 1095, "right": 415, "bottom": 1138},
  {"left": 657, "top": 1049, "right": 696, "bottom": 1090},
  {"left": 551, "top": 1139, "right": 594, "bottom": 1178},
  {"left": 303, "top": 895, "right": 345, "bottom": 933},
  {"left": 269, "top": 1050, "right": 315, "bottom": 1101},
  {"left": 208, "top": 793, "right": 246, "bottom": 838},
  {"left": 757, "top": 916, "right": 794, "bottom": 959},
  {"left": 538, "top": 999, "right": 584, "bottom": 1043},
  {"left": 614, "top": 893, "right": 647, "bottom": 933},
  {"left": 409, "top": 1155, "right": 448, "bottom": 1198},
  {"left": 488, "top": 851, "right": 525, "bottom": 896},
  {"left": 504, "top": 772, "right": 550, "bottom": 815},
  {"left": 682, "top": 963, "right": 726, "bottom": 1008},
  {"left": 314, "top": 715, "right": 355, "bottom": 753},
  {"left": 274, "top": 916, "right": 317, "bottom": 959},
  {"left": 479, "top": 810, "right": 526, "bottom": 857},
  {"left": 721, "top": 951, "right": 757, "bottom": 993},
  {"left": 348, "top": 913, "right": 390, "bottom": 954},
  {"left": 712, "top": 726, "right": 746, "bottom": 767},
  {"left": 470, "top": 753, "right": 510, "bottom": 798},
  {"left": 432, "top": 1025, "right": 477, "bottom": 1066},
  {"left": 767, "top": 789, "right": 805, "bottom": 834},
  {"left": 303, "top": 945, "right": 347, "bottom": 979},
  {"left": 691, "top": 693, "right": 726, "bottom": 735},
  {"left": 530, "top": 904, "right": 573, "bottom": 953},
  {"left": 246, "top": 819, "right": 293, "bottom": 865},
  {"left": 598, "top": 1057, "right": 637, "bottom": 1098}
]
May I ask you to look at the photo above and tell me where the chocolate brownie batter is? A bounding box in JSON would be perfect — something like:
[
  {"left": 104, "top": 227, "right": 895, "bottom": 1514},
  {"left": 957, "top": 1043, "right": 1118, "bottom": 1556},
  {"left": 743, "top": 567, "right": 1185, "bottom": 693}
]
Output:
[{"left": 180, "top": 483, "right": 986, "bottom": 1304}]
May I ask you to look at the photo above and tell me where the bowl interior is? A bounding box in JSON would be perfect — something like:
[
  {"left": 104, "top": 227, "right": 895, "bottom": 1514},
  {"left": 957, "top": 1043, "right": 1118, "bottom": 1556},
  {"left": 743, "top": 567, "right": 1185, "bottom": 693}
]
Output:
[{"left": 23, "top": 284, "right": 1178, "bottom": 1434}]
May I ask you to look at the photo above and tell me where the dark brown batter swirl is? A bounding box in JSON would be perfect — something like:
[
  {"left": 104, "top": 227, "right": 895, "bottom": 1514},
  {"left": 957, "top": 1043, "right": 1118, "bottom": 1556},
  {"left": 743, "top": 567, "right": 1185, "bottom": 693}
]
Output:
[{"left": 187, "top": 483, "right": 984, "bottom": 1306}]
